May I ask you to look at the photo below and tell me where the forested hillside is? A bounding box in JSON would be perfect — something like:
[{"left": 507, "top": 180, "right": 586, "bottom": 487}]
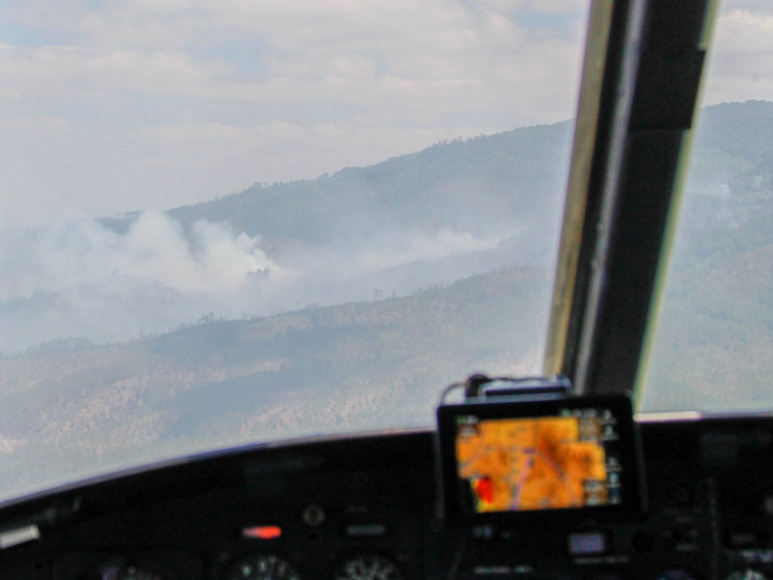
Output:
[
  {"left": 99, "top": 100, "right": 773, "bottom": 255},
  {"left": 689, "top": 100, "right": 773, "bottom": 194},
  {"left": 642, "top": 101, "right": 773, "bottom": 411},
  {"left": 0, "top": 266, "right": 550, "bottom": 496},
  {"left": 1, "top": 100, "right": 773, "bottom": 498},
  {"left": 2, "top": 119, "right": 576, "bottom": 355},
  {"left": 102, "top": 121, "right": 572, "bottom": 251}
]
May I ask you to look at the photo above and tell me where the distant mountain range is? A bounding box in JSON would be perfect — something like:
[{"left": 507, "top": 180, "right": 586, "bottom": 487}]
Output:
[
  {"left": 100, "top": 100, "right": 773, "bottom": 251},
  {"left": 101, "top": 120, "right": 573, "bottom": 254},
  {"left": 1, "top": 100, "right": 773, "bottom": 499}
]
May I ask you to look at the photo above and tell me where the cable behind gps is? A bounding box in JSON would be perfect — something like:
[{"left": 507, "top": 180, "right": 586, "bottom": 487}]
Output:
[{"left": 439, "top": 374, "right": 572, "bottom": 404}]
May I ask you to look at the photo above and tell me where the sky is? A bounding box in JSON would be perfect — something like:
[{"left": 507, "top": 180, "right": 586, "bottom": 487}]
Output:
[
  {"left": 0, "top": 0, "right": 770, "bottom": 228},
  {"left": 0, "top": 0, "right": 587, "bottom": 228}
]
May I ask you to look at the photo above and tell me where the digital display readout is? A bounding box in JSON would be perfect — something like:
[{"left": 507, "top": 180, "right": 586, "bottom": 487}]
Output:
[{"left": 454, "top": 408, "right": 623, "bottom": 513}]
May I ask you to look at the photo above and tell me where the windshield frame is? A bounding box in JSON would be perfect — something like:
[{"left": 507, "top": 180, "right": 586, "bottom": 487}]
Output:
[{"left": 544, "top": 0, "right": 718, "bottom": 401}]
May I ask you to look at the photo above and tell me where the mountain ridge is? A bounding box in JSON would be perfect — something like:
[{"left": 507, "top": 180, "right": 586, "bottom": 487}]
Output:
[{"left": 2, "top": 100, "right": 773, "bottom": 497}]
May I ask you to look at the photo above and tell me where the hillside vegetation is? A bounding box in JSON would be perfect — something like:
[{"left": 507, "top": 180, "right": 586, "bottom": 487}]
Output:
[
  {"left": 98, "top": 100, "right": 773, "bottom": 254},
  {"left": 104, "top": 121, "right": 573, "bottom": 251},
  {"left": 1, "top": 100, "right": 773, "bottom": 498},
  {"left": 0, "top": 267, "right": 550, "bottom": 496}
]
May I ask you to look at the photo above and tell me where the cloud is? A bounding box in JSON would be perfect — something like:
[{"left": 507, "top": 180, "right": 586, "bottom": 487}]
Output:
[
  {"left": 702, "top": 7, "right": 773, "bottom": 105},
  {"left": 0, "top": 0, "right": 591, "bottom": 228},
  {"left": 721, "top": 0, "right": 773, "bottom": 13},
  {"left": 1, "top": 116, "right": 71, "bottom": 132},
  {"left": 6, "top": 0, "right": 768, "bottom": 238},
  {"left": 519, "top": 0, "right": 586, "bottom": 13},
  {"left": 0, "top": 1, "right": 581, "bottom": 115},
  {"left": 0, "top": 43, "right": 234, "bottom": 99}
]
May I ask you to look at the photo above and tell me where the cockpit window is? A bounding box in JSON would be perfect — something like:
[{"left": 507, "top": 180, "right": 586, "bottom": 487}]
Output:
[
  {"left": 0, "top": 2, "right": 588, "bottom": 502},
  {"left": 640, "top": 0, "right": 773, "bottom": 412}
]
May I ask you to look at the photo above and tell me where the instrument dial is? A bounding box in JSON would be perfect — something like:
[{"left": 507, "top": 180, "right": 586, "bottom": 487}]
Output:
[
  {"left": 657, "top": 569, "right": 700, "bottom": 580},
  {"left": 588, "top": 573, "right": 625, "bottom": 580},
  {"left": 224, "top": 554, "right": 301, "bottom": 580},
  {"left": 334, "top": 554, "right": 404, "bottom": 580},
  {"left": 726, "top": 570, "right": 769, "bottom": 580},
  {"left": 98, "top": 563, "right": 168, "bottom": 580}
]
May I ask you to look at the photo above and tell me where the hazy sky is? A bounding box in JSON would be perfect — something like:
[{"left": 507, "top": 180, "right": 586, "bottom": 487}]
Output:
[{"left": 0, "top": 0, "right": 771, "bottom": 228}]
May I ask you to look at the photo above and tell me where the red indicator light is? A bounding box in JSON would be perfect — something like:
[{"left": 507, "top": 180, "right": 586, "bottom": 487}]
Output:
[{"left": 242, "top": 526, "right": 282, "bottom": 540}]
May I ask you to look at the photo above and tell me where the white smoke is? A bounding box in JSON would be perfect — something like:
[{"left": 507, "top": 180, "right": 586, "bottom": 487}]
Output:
[
  {"left": 0, "top": 212, "right": 283, "bottom": 301},
  {"left": 356, "top": 229, "right": 504, "bottom": 272},
  {"left": 0, "top": 212, "right": 524, "bottom": 354}
]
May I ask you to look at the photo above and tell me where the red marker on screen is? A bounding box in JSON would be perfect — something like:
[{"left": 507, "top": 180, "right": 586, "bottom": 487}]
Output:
[{"left": 475, "top": 477, "right": 494, "bottom": 504}]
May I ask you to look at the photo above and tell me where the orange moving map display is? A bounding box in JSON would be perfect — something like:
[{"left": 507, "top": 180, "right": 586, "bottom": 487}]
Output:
[{"left": 455, "top": 416, "right": 610, "bottom": 512}]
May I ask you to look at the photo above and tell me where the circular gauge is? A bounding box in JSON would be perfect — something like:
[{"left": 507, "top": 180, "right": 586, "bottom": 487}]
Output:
[
  {"left": 657, "top": 569, "right": 700, "bottom": 580},
  {"left": 726, "top": 570, "right": 769, "bottom": 580},
  {"left": 334, "top": 554, "right": 404, "bottom": 580},
  {"left": 112, "top": 566, "right": 166, "bottom": 580},
  {"left": 587, "top": 573, "right": 625, "bottom": 580},
  {"left": 96, "top": 562, "right": 168, "bottom": 580},
  {"left": 224, "top": 554, "right": 301, "bottom": 580}
]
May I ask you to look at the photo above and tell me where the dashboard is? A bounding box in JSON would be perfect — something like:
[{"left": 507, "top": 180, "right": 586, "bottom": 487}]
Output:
[{"left": 2, "top": 414, "right": 773, "bottom": 580}]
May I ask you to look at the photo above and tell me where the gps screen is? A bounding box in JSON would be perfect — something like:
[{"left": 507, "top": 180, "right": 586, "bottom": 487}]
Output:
[{"left": 453, "top": 409, "right": 623, "bottom": 513}]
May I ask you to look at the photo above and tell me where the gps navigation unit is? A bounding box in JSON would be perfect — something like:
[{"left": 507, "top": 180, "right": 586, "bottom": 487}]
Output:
[{"left": 437, "top": 394, "right": 644, "bottom": 524}]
